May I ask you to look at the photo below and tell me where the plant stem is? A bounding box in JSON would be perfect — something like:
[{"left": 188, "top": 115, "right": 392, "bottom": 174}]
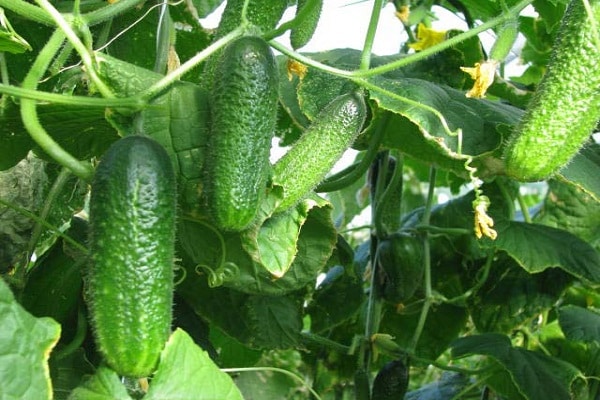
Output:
[
  {"left": 20, "top": 30, "right": 94, "bottom": 181},
  {"left": 142, "top": 27, "right": 244, "bottom": 101},
  {"left": 0, "top": 83, "right": 143, "bottom": 107},
  {"left": 0, "top": 0, "right": 53, "bottom": 25},
  {"left": 82, "top": 0, "right": 145, "bottom": 26},
  {"left": 301, "top": 331, "right": 351, "bottom": 354},
  {"left": 360, "top": 0, "right": 385, "bottom": 71},
  {"left": 515, "top": 188, "right": 532, "bottom": 223},
  {"left": 409, "top": 166, "right": 437, "bottom": 352},
  {"left": 35, "top": 0, "right": 114, "bottom": 98}
]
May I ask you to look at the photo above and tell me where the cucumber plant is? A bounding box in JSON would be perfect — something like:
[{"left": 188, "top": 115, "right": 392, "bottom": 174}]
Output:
[{"left": 2, "top": 0, "right": 600, "bottom": 398}]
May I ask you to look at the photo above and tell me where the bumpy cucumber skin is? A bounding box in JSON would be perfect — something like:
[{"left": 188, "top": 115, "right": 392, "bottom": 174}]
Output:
[
  {"left": 88, "top": 135, "right": 176, "bottom": 378},
  {"left": 503, "top": 0, "right": 600, "bottom": 181},
  {"left": 206, "top": 36, "right": 279, "bottom": 231},
  {"left": 290, "top": 0, "right": 324, "bottom": 50},
  {"left": 273, "top": 92, "right": 367, "bottom": 213},
  {"left": 371, "top": 359, "right": 409, "bottom": 400},
  {"left": 216, "top": 0, "right": 288, "bottom": 38}
]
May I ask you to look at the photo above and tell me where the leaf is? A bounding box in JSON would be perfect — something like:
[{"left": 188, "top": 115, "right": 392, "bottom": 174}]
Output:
[
  {"left": 0, "top": 99, "right": 117, "bottom": 170},
  {"left": 370, "top": 76, "right": 520, "bottom": 177},
  {"left": 0, "top": 277, "right": 61, "bottom": 400},
  {"left": 451, "top": 333, "right": 581, "bottom": 400},
  {"left": 468, "top": 256, "right": 571, "bottom": 333},
  {"left": 558, "top": 305, "right": 600, "bottom": 344},
  {"left": 481, "top": 220, "right": 600, "bottom": 284},
  {"left": 534, "top": 179, "right": 600, "bottom": 249},
  {"left": 145, "top": 329, "right": 243, "bottom": 400},
  {"left": 558, "top": 142, "right": 600, "bottom": 202},
  {"left": 244, "top": 295, "right": 303, "bottom": 349},
  {"left": 67, "top": 366, "right": 132, "bottom": 400},
  {"left": 0, "top": 8, "right": 31, "bottom": 54},
  {"left": 306, "top": 265, "right": 365, "bottom": 333},
  {"left": 379, "top": 303, "right": 468, "bottom": 360}
]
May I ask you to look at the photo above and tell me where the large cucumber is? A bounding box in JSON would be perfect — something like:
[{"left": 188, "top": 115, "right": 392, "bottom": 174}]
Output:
[
  {"left": 503, "top": 0, "right": 600, "bottom": 181},
  {"left": 205, "top": 36, "right": 279, "bottom": 231},
  {"left": 273, "top": 92, "right": 367, "bottom": 213},
  {"left": 87, "top": 135, "right": 176, "bottom": 377}
]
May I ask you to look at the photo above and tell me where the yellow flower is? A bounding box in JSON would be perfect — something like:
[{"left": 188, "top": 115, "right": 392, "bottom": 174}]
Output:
[
  {"left": 395, "top": 5, "right": 410, "bottom": 24},
  {"left": 473, "top": 196, "right": 497, "bottom": 240},
  {"left": 408, "top": 23, "right": 447, "bottom": 51},
  {"left": 286, "top": 59, "right": 308, "bottom": 81},
  {"left": 460, "top": 60, "right": 498, "bottom": 98}
]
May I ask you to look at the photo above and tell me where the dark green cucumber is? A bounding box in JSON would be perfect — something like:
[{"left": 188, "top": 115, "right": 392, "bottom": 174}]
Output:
[
  {"left": 503, "top": 0, "right": 600, "bottom": 181},
  {"left": 88, "top": 135, "right": 176, "bottom": 378},
  {"left": 273, "top": 92, "right": 367, "bottom": 213},
  {"left": 205, "top": 36, "right": 279, "bottom": 231},
  {"left": 290, "top": 0, "right": 323, "bottom": 49},
  {"left": 371, "top": 359, "right": 409, "bottom": 400},
  {"left": 376, "top": 232, "right": 423, "bottom": 304}
]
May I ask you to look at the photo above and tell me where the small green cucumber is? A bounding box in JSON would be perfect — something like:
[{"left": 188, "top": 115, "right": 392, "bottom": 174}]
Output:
[
  {"left": 503, "top": 0, "right": 600, "bottom": 181},
  {"left": 371, "top": 359, "right": 409, "bottom": 400},
  {"left": 290, "top": 0, "right": 323, "bottom": 49},
  {"left": 273, "top": 92, "right": 367, "bottom": 213},
  {"left": 88, "top": 135, "right": 176, "bottom": 378},
  {"left": 376, "top": 232, "right": 423, "bottom": 304},
  {"left": 205, "top": 36, "right": 279, "bottom": 231}
]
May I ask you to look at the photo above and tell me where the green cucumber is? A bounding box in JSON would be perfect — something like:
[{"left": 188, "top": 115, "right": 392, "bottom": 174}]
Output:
[
  {"left": 503, "top": 0, "right": 600, "bottom": 181},
  {"left": 376, "top": 232, "right": 423, "bottom": 304},
  {"left": 273, "top": 92, "right": 367, "bottom": 213},
  {"left": 290, "top": 0, "right": 323, "bottom": 49},
  {"left": 205, "top": 36, "right": 279, "bottom": 231},
  {"left": 88, "top": 135, "right": 176, "bottom": 377},
  {"left": 371, "top": 359, "right": 409, "bottom": 400}
]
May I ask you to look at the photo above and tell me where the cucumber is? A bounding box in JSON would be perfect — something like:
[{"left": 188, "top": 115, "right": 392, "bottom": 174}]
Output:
[
  {"left": 371, "top": 359, "right": 409, "bottom": 400},
  {"left": 503, "top": 0, "right": 600, "bottom": 181},
  {"left": 273, "top": 92, "right": 367, "bottom": 213},
  {"left": 290, "top": 0, "right": 323, "bottom": 49},
  {"left": 205, "top": 36, "right": 279, "bottom": 231},
  {"left": 376, "top": 232, "right": 423, "bottom": 303},
  {"left": 88, "top": 135, "right": 176, "bottom": 378}
]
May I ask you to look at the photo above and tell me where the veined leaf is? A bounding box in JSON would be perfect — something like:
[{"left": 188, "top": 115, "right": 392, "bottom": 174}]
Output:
[
  {"left": 67, "top": 366, "right": 132, "bottom": 400},
  {"left": 451, "top": 333, "right": 581, "bottom": 400},
  {"left": 558, "top": 305, "right": 600, "bottom": 344},
  {"left": 0, "top": 278, "right": 61, "bottom": 399}
]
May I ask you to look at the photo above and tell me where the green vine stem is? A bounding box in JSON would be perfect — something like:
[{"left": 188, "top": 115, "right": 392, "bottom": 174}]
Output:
[
  {"left": 360, "top": 0, "right": 385, "bottom": 71},
  {"left": 300, "top": 331, "right": 351, "bottom": 354},
  {"left": 26, "top": 168, "right": 72, "bottom": 263},
  {"left": 0, "top": 197, "right": 89, "bottom": 255},
  {"left": 20, "top": 30, "right": 94, "bottom": 181},
  {"left": 82, "top": 0, "right": 146, "bottom": 26},
  {"left": 0, "top": 84, "right": 143, "bottom": 107},
  {"left": 409, "top": 166, "right": 437, "bottom": 352},
  {"left": 221, "top": 367, "right": 322, "bottom": 400},
  {"left": 35, "top": 0, "right": 114, "bottom": 98},
  {"left": 142, "top": 27, "right": 244, "bottom": 101}
]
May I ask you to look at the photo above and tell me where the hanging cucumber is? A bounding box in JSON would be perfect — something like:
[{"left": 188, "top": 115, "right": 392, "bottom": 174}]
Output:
[
  {"left": 272, "top": 92, "right": 367, "bottom": 213},
  {"left": 204, "top": 36, "right": 279, "bottom": 231},
  {"left": 290, "top": 0, "right": 323, "bottom": 49},
  {"left": 503, "top": 0, "right": 600, "bottom": 181},
  {"left": 87, "top": 135, "right": 176, "bottom": 378}
]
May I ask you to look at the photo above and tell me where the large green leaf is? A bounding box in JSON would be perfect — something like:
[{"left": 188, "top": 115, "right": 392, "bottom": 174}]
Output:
[
  {"left": 0, "top": 277, "right": 61, "bottom": 400},
  {"left": 534, "top": 179, "right": 600, "bottom": 250},
  {"left": 558, "top": 305, "right": 600, "bottom": 344},
  {"left": 244, "top": 295, "right": 303, "bottom": 349},
  {"left": 67, "top": 367, "right": 132, "bottom": 400},
  {"left": 468, "top": 256, "right": 572, "bottom": 333},
  {"left": 370, "top": 76, "right": 520, "bottom": 177},
  {"left": 481, "top": 220, "right": 600, "bottom": 284},
  {"left": 451, "top": 333, "right": 581, "bottom": 400},
  {"left": 558, "top": 142, "right": 600, "bottom": 202},
  {"left": 145, "top": 329, "right": 243, "bottom": 400}
]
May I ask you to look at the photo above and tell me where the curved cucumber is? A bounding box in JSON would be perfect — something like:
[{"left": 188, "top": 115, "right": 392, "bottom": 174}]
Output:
[
  {"left": 503, "top": 0, "right": 600, "bottom": 181},
  {"left": 205, "top": 36, "right": 279, "bottom": 231},
  {"left": 88, "top": 135, "right": 176, "bottom": 377},
  {"left": 273, "top": 92, "right": 367, "bottom": 213},
  {"left": 290, "top": 0, "right": 323, "bottom": 49}
]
